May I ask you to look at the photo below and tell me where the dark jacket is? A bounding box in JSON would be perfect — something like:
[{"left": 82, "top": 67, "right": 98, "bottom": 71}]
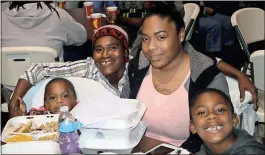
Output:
[
  {"left": 196, "top": 128, "right": 265, "bottom": 155},
  {"left": 203, "top": 1, "right": 239, "bottom": 16}
]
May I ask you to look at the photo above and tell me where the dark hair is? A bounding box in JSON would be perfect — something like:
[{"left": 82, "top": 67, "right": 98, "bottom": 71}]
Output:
[
  {"left": 44, "top": 78, "right": 77, "bottom": 101},
  {"left": 189, "top": 88, "right": 234, "bottom": 119},
  {"left": 143, "top": 2, "right": 185, "bottom": 32},
  {"left": 9, "top": 1, "right": 60, "bottom": 18}
]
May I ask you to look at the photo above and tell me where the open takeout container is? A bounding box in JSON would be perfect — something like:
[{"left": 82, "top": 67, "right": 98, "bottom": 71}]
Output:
[{"left": 2, "top": 114, "right": 59, "bottom": 143}]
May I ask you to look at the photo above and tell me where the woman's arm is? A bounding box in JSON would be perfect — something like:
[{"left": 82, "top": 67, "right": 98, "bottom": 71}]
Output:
[
  {"left": 9, "top": 79, "right": 32, "bottom": 118},
  {"left": 9, "top": 58, "right": 92, "bottom": 118},
  {"left": 217, "top": 60, "right": 258, "bottom": 110}
]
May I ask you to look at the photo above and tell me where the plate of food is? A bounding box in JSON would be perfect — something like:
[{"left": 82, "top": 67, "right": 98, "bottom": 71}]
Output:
[{"left": 2, "top": 114, "right": 59, "bottom": 143}]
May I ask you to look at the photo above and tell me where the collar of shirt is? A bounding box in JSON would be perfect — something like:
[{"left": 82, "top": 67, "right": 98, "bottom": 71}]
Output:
[{"left": 93, "top": 61, "right": 129, "bottom": 97}]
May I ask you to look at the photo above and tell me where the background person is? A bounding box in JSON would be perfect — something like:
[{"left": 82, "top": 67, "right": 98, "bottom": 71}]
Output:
[{"left": 2, "top": 1, "right": 87, "bottom": 62}]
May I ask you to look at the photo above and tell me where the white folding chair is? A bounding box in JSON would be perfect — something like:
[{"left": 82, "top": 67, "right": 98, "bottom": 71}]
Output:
[
  {"left": 1, "top": 46, "right": 58, "bottom": 112},
  {"left": 183, "top": 3, "right": 200, "bottom": 41},
  {"left": 231, "top": 8, "right": 265, "bottom": 59},
  {"left": 250, "top": 50, "right": 265, "bottom": 123}
]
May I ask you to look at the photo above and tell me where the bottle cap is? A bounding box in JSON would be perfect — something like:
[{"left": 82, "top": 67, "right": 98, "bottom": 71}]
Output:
[{"left": 60, "top": 106, "right": 69, "bottom": 113}]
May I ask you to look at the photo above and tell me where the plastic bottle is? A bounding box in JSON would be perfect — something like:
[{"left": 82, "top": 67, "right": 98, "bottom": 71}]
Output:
[{"left": 58, "top": 106, "right": 81, "bottom": 154}]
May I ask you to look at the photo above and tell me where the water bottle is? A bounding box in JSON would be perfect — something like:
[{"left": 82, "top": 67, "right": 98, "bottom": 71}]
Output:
[{"left": 58, "top": 106, "right": 81, "bottom": 154}]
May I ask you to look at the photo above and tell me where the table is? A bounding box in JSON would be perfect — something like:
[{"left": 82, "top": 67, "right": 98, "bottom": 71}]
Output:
[
  {"left": 2, "top": 136, "right": 194, "bottom": 154},
  {"left": 1, "top": 136, "right": 163, "bottom": 153},
  {"left": 132, "top": 136, "right": 164, "bottom": 153},
  {"left": 66, "top": 8, "right": 108, "bottom": 40}
]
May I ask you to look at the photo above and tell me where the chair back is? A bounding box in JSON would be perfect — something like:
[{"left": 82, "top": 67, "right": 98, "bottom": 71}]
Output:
[
  {"left": 1, "top": 46, "right": 58, "bottom": 88},
  {"left": 231, "top": 8, "right": 265, "bottom": 58},
  {"left": 184, "top": 3, "right": 200, "bottom": 41},
  {"left": 249, "top": 50, "right": 265, "bottom": 91}
]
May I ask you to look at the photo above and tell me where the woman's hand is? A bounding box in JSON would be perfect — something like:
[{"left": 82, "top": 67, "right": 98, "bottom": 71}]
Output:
[
  {"left": 8, "top": 79, "right": 33, "bottom": 118},
  {"left": 18, "top": 97, "right": 27, "bottom": 115},
  {"left": 216, "top": 60, "right": 258, "bottom": 110},
  {"left": 9, "top": 97, "right": 27, "bottom": 118},
  {"left": 238, "top": 74, "right": 258, "bottom": 110}
]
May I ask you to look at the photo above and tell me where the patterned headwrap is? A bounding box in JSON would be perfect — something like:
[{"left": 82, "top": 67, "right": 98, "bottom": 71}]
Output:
[{"left": 92, "top": 25, "right": 129, "bottom": 62}]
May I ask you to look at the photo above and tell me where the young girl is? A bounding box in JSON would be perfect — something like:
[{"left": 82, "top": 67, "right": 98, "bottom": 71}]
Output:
[
  {"left": 189, "top": 88, "right": 265, "bottom": 154},
  {"left": 19, "top": 77, "right": 77, "bottom": 115}
]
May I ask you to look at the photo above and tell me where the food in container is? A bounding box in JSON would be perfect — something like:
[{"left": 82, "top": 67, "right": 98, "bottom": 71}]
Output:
[
  {"left": 15, "top": 121, "right": 32, "bottom": 132},
  {"left": 2, "top": 114, "right": 59, "bottom": 143},
  {"left": 5, "top": 134, "right": 33, "bottom": 142}
]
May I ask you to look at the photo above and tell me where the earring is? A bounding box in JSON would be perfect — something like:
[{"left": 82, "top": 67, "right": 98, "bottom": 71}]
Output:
[
  {"left": 180, "top": 37, "right": 184, "bottom": 42},
  {"left": 180, "top": 33, "right": 184, "bottom": 42}
]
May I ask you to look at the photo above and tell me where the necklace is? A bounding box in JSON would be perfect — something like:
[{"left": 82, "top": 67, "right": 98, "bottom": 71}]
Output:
[{"left": 152, "top": 53, "right": 189, "bottom": 95}]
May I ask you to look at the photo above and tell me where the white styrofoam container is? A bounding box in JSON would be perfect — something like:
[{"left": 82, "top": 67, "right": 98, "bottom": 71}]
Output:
[
  {"left": 79, "top": 100, "right": 146, "bottom": 140},
  {"left": 1, "top": 140, "right": 60, "bottom": 154},
  {"left": 79, "top": 121, "right": 147, "bottom": 154},
  {"left": 2, "top": 114, "right": 59, "bottom": 143},
  {"left": 83, "top": 99, "right": 147, "bottom": 130}
]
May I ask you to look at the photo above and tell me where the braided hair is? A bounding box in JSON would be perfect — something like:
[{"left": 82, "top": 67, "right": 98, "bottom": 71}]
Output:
[{"left": 9, "top": 1, "right": 60, "bottom": 18}]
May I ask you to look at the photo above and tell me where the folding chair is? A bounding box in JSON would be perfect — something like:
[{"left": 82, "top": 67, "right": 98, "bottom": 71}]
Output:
[
  {"left": 183, "top": 3, "right": 200, "bottom": 41},
  {"left": 231, "top": 8, "right": 265, "bottom": 59},
  {"left": 1, "top": 46, "right": 58, "bottom": 112}
]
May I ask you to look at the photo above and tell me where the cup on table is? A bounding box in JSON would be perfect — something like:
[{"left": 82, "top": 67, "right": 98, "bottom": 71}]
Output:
[
  {"left": 91, "top": 13, "right": 102, "bottom": 31},
  {"left": 106, "top": 6, "right": 118, "bottom": 24},
  {"left": 84, "top": 2, "right": 94, "bottom": 18}
]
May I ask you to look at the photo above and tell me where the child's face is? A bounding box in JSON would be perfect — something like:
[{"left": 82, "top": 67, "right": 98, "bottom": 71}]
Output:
[
  {"left": 44, "top": 81, "right": 76, "bottom": 114},
  {"left": 190, "top": 92, "right": 238, "bottom": 145}
]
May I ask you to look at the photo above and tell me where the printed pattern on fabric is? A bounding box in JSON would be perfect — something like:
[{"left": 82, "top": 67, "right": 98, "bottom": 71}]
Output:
[
  {"left": 29, "top": 106, "right": 50, "bottom": 115},
  {"left": 93, "top": 27, "right": 129, "bottom": 51}
]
